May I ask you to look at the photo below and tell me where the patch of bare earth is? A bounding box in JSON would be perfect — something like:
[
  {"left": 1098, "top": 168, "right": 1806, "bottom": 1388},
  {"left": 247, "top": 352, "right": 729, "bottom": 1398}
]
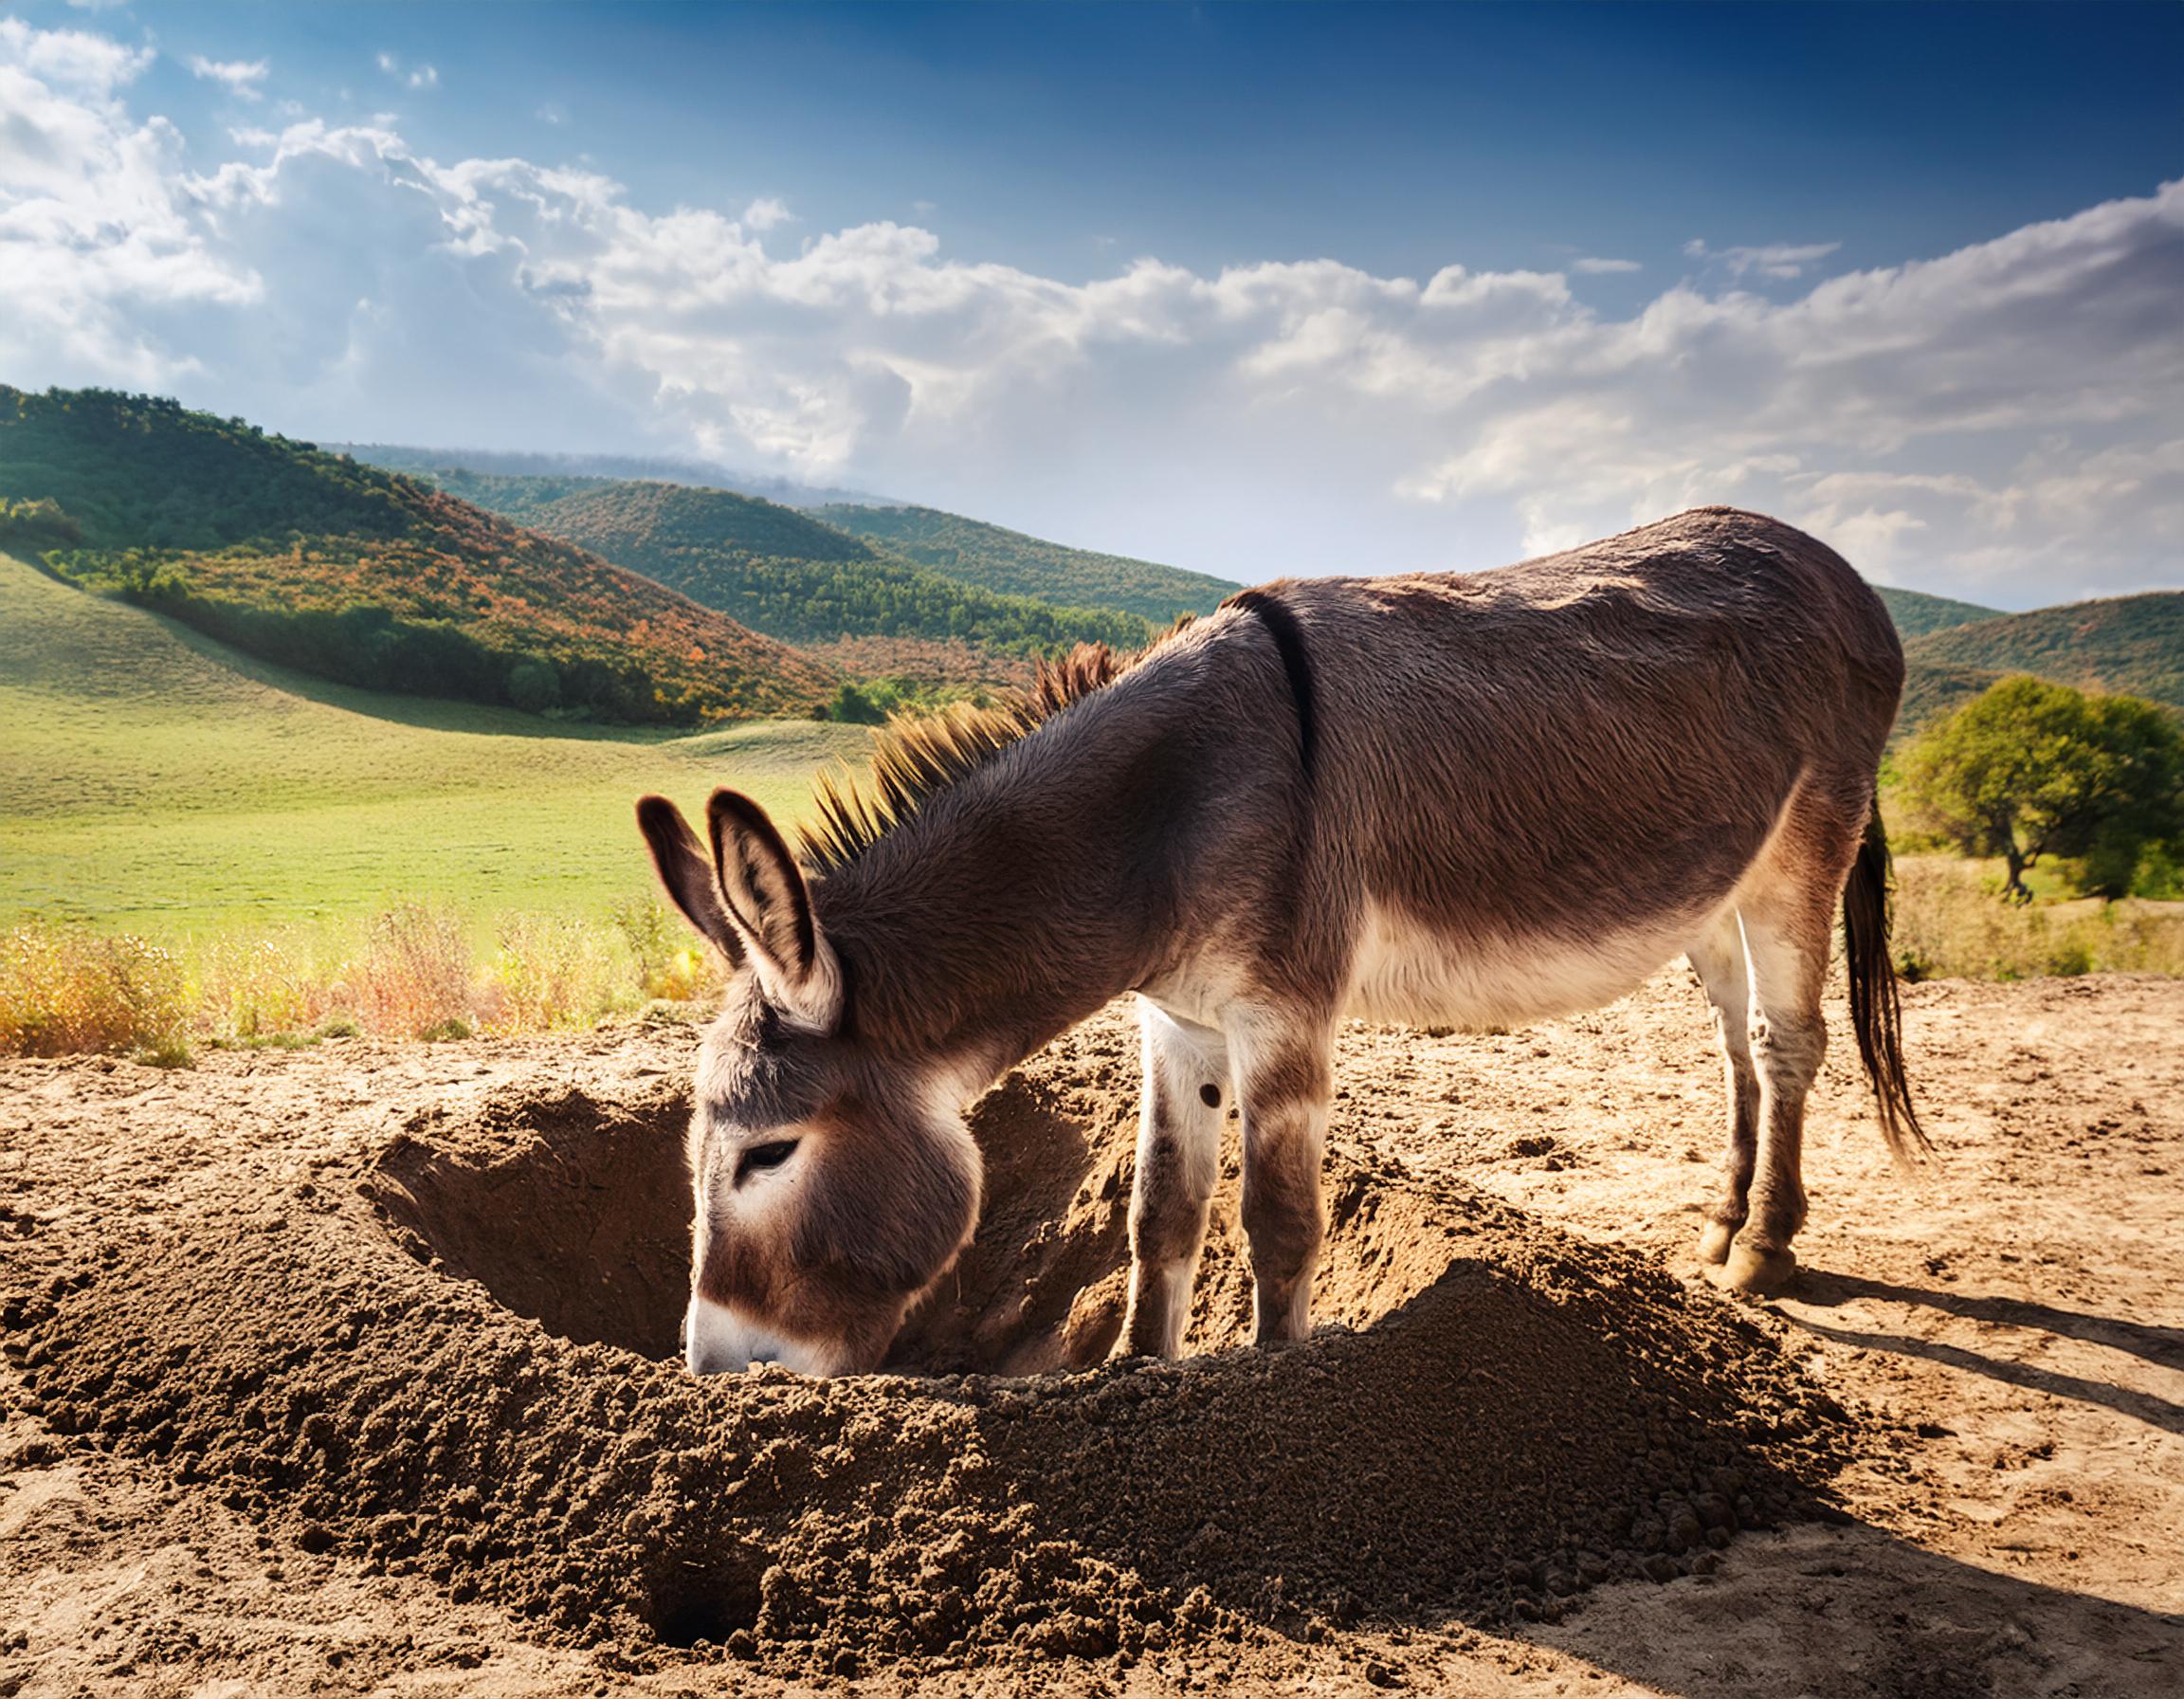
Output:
[{"left": 2, "top": 972, "right": 2179, "bottom": 1696}]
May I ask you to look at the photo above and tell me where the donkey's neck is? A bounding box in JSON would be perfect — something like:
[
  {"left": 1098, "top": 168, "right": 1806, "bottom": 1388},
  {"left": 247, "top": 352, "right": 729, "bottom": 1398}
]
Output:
[{"left": 813, "top": 687, "right": 1208, "bottom": 1083}]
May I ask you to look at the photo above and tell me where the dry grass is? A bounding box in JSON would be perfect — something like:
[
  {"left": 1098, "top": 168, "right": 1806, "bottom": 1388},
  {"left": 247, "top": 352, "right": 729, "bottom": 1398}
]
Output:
[
  {"left": 0, "top": 923, "right": 190, "bottom": 1062},
  {"left": 478, "top": 914, "right": 651, "bottom": 1036},
  {"left": 0, "top": 897, "right": 732, "bottom": 1060},
  {"left": 8, "top": 859, "right": 2181, "bottom": 1062},
  {"left": 1891, "top": 855, "right": 2184, "bottom": 981},
  {"left": 343, "top": 904, "right": 476, "bottom": 1040}
]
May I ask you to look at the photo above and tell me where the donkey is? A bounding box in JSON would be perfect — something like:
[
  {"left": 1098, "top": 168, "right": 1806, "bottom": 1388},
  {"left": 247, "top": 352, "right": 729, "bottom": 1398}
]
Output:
[{"left": 639, "top": 506, "right": 1923, "bottom": 1376}]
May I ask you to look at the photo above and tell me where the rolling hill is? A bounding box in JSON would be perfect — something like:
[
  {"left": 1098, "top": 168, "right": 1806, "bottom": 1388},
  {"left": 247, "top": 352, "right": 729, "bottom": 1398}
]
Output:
[
  {"left": 0, "top": 388, "right": 833, "bottom": 725},
  {"left": 810, "top": 502, "right": 1242, "bottom": 623},
  {"left": 1873, "top": 585, "right": 2001, "bottom": 637},
  {"left": 417, "top": 470, "right": 1152, "bottom": 655},
  {"left": 0, "top": 548, "right": 857, "bottom": 933},
  {"left": 1902, "top": 594, "right": 2184, "bottom": 713}
]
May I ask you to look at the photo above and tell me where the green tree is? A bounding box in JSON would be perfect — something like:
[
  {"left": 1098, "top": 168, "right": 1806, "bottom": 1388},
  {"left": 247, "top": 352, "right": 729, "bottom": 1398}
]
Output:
[{"left": 1902, "top": 675, "right": 2184, "bottom": 902}]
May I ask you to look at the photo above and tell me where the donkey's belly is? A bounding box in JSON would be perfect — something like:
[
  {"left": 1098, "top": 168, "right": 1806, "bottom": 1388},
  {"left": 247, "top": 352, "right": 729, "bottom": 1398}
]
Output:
[{"left": 1344, "top": 901, "right": 1698, "bottom": 1032}]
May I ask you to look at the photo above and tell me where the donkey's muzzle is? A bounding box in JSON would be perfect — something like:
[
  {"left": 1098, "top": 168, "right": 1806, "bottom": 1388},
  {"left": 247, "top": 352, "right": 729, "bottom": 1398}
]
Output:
[{"left": 683, "top": 1291, "right": 830, "bottom": 1377}]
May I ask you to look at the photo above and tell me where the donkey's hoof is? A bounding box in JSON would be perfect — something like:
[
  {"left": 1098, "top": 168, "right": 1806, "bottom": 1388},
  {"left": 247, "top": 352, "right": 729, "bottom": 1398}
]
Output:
[
  {"left": 1695, "top": 1220, "right": 1738, "bottom": 1268},
  {"left": 1707, "top": 1242, "right": 1797, "bottom": 1296}
]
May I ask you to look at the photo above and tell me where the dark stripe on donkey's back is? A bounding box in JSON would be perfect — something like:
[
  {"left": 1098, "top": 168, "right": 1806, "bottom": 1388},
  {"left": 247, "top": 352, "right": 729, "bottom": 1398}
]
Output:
[{"left": 1225, "top": 587, "right": 1319, "bottom": 781}]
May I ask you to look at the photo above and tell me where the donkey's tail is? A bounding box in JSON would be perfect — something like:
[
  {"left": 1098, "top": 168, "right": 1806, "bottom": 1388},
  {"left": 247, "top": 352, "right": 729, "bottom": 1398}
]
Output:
[{"left": 1842, "top": 805, "right": 1929, "bottom": 1166}]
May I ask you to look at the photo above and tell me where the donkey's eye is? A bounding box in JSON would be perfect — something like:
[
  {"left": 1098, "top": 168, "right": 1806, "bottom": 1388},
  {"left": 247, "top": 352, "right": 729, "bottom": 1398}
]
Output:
[{"left": 735, "top": 1140, "right": 799, "bottom": 1184}]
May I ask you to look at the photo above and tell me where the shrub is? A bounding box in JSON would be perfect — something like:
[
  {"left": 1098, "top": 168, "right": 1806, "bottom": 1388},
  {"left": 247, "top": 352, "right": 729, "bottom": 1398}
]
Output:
[
  {"left": 481, "top": 914, "right": 632, "bottom": 1032},
  {"left": 506, "top": 658, "right": 563, "bottom": 714},
  {"left": 0, "top": 922, "right": 189, "bottom": 1057},
  {"left": 610, "top": 895, "right": 719, "bottom": 1002},
  {"left": 341, "top": 904, "right": 474, "bottom": 1039},
  {"left": 196, "top": 933, "right": 329, "bottom": 1042}
]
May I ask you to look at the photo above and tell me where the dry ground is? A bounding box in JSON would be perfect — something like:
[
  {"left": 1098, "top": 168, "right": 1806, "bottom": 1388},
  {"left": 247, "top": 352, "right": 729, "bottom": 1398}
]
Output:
[{"left": 3, "top": 970, "right": 2179, "bottom": 1697}]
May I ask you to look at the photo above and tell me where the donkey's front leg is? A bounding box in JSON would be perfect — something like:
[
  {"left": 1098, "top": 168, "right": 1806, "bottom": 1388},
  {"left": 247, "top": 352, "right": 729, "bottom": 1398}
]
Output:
[
  {"left": 1232, "top": 1014, "right": 1334, "bottom": 1344},
  {"left": 1120, "top": 1002, "right": 1228, "bottom": 1358}
]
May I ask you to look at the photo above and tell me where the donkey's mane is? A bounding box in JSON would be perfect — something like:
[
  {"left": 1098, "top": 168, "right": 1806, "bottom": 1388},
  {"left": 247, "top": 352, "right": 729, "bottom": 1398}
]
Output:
[{"left": 798, "top": 630, "right": 1186, "bottom": 873}]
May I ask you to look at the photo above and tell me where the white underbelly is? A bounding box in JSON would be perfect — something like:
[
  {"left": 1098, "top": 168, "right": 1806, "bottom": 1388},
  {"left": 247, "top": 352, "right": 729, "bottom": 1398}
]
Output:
[{"left": 1344, "top": 902, "right": 1696, "bottom": 1031}]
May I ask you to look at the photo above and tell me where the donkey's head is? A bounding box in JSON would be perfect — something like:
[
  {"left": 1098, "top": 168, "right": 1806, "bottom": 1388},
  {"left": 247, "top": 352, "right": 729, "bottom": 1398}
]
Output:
[{"left": 637, "top": 790, "right": 982, "bottom": 1378}]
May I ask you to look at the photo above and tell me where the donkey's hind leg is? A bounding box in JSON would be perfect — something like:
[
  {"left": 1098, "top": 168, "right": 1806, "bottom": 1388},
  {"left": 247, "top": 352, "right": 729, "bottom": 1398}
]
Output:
[
  {"left": 1687, "top": 912, "right": 1761, "bottom": 1270},
  {"left": 1711, "top": 881, "right": 1838, "bottom": 1295},
  {"left": 1119, "top": 1000, "right": 1228, "bottom": 1358}
]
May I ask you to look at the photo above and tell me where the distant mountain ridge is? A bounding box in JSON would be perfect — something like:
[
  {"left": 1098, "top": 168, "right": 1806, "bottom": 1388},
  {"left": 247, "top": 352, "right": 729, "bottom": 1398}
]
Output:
[
  {"left": 1871, "top": 585, "right": 2001, "bottom": 637},
  {"left": 1903, "top": 593, "right": 2184, "bottom": 713},
  {"left": 1, "top": 388, "right": 832, "bottom": 724},
  {"left": 13, "top": 400, "right": 2175, "bottom": 738},
  {"left": 424, "top": 470, "right": 1150, "bottom": 657},
  {"left": 335, "top": 443, "right": 892, "bottom": 509},
  {"left": 811, "top": 503, "right": 1242, "bottom": 623}
]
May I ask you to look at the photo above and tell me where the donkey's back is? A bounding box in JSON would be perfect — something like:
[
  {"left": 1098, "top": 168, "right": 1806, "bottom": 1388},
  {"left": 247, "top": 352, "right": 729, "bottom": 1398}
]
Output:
[{"left": 1211, "top": 507, "right": 1905, "bottom": 1033}]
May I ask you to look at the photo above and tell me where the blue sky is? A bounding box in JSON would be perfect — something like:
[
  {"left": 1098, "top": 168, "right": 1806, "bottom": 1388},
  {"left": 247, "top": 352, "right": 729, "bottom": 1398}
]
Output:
[{"left": 4, "top": 1, "right": 2180, "bottom": 604}]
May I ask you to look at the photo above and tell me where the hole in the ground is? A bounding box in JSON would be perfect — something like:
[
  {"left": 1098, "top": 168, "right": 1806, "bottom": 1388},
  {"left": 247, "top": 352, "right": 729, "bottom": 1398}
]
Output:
[
  {"left": 363, "top": 1075, "right": 1478, "bottom": 1378},
  {"left": 645, "top": 1552, "right": 764, "bottom": 1647},
  {"left": 363, "top": 1090, "right": 692, "bottom": 1360}
]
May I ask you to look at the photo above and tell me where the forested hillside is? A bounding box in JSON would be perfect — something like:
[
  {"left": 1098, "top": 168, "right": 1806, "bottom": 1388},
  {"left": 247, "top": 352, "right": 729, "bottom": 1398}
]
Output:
[
  {"left": 812, "top": 502, "right": 1240, "bottom": 622},
  {"left": 1873, "top": 585, "right": 2001, "bottom": 637},
  {"left": 434, "top": 473, "right": 1152, "bottom": 653},
  {"left": 1902, "top": 593, "right": 2184, "bottom": 712},
  {"left": 428, "top": 469, "right": 869, "bottom": 563},
  {"left": 0, "top": 388, "right": 831, "bottom": 724},
  {"left": 1896, "top": 659, "right": 2007, "bottom": 739}
]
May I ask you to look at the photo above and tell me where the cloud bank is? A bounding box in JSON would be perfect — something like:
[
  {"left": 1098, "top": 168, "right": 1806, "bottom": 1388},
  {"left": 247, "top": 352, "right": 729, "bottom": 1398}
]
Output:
[{"left": 2, "top": 18, "right": 2177, "bottom": 603}]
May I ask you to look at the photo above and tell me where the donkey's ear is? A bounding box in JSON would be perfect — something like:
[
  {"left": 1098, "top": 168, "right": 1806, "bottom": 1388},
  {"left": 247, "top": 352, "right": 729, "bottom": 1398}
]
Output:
[
  {"left": 636, "top": 795, "right": 744, "bottom": 966},
  {"left": 706, "top": 788, "right": 844, "bottom": 1033}
]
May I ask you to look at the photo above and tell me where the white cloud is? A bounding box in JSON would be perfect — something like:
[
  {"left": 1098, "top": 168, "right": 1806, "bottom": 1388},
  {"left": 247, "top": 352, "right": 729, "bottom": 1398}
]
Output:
[
  {"left": 1684, "top": 237, "right": 1843, "bottom": 281},
  {"left": 536, "top": 102, "right": 567, "bottom": 126},
  {"left": 374, "top": 50, "right": 437, "bottom": 91},
  {"left": 186, "top": 55, "right": 268, "bottom": 100},
  {"left": 1, "top": 17, "right": 2177, "bottom": 605},
  {"left": 0, "top": 16, "right": 151, "bottom": 89},
  {"left": 1572, "top": 256, "right": 1641, "bottom": 275},
  {"left": 741, "top": 194, "right": 793, "bottom": 232}
]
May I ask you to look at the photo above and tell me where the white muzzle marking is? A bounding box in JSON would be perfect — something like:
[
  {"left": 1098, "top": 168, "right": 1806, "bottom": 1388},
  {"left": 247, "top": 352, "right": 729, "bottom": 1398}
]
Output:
[{"left": 683, "top": 1291, "right": 832, "bottom": 1377}]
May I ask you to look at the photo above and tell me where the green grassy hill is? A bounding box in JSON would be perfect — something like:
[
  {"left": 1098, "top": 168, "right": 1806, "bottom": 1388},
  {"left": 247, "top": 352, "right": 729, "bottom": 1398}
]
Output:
[
  {"left": 0, "top": 388, "right": 833, "bottom": 725},
  {"left": 811, "top": 502, "right": 1241, "bottom": 622},
  {"left": 1902, "top": 593, "right": 2184, "bottom": 712},
  {"left": 1873, "top": 585, "right": 2001, "bottom": 637},
  {"left": 424, "top": 471, "right": 1152, "bottom": 654},
  {"left": 0, "top": 550, "right": 854, "bottom": 935}
]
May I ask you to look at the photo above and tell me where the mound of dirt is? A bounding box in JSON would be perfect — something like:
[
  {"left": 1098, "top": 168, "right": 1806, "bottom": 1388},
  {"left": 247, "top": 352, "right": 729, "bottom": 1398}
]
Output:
[{"left": 9, "top": 1017, "right": 1852, "bottom": 1676}]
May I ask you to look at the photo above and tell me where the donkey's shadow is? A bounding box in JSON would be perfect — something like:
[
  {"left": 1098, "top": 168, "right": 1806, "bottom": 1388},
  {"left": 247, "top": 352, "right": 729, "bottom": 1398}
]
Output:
[
  {"left": 1783, "top": 1266, "right": 2184, "bottom": 1436},
  {"left": 1510, "top": 1517, "right": 2184, "bottom": 1699}
]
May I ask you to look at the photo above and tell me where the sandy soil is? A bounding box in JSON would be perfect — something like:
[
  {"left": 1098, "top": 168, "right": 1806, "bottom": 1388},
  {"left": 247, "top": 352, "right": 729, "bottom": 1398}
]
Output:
[{"left": 3, "top": 970, "right": 2179, "bottom": 1696}]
